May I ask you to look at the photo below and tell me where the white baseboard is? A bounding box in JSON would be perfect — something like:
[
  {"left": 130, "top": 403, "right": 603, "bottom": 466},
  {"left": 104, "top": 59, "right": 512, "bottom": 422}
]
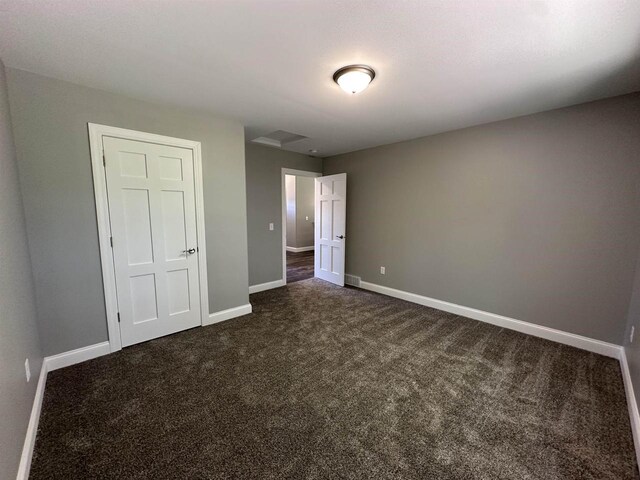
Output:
[
  {"left": 17, "top": 340, "right": 111, "bottom": 478},
  {"left": 205, "top": 303, "right": 252, "bottom": 325},
  {"left": 620, "top": 348, "right": 640, "bottom": 463},
  {"left": 286, "top": 246, "right": 314, "bottom": 253},
  {"left": 13, "top": 284, "right": 637, "bottom": 478},
  {"left": 358, "top": 279, "right": 637, "bottom": 459},
  {"left": 16, "top": 360, "right": 48, "bottom": 480},
  {"left": 358, "top": 280, "right": 621, "bottom": 358},
  {"left": 249, "top": 279, "right": 285, "bottom": 294},
  {"left": 45, "top": 341, "right": 111, "bottom": 372}
]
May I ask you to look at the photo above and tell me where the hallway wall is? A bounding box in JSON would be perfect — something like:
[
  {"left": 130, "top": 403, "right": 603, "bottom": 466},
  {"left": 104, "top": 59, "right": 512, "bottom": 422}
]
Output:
[{"left": 245, "top": 144, "right": 321, "bottom": 286}]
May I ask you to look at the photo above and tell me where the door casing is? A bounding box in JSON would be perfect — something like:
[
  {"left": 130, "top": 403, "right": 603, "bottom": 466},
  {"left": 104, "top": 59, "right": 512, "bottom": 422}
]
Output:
[{"left": 88, "top": 123, "right": 209, "bottom": 353}]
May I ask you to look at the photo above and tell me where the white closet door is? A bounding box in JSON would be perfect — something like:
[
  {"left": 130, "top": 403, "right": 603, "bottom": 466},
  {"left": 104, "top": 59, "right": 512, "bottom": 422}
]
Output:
[
  {"left": 104, "top": 136, "right": 201, "bottom": 347},
  {"left": 314, "top": 173, "right": 347, "bottom": 286}
]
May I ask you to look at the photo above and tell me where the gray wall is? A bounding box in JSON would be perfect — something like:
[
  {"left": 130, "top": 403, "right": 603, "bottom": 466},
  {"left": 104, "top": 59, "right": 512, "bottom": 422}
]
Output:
[
  {"left": 625, "top": 249, "right": 640, "bottom": 414},
  {"left": 7, "top": 68, "right": 249, "bottom": 357},
  {"left": 324, "top": 92, "right": 640, "bottom": 344},
  {"left": 295, "top": 176, "right": 315, "bottom": 248},
  {"left": 245, "top": 143, "right": 322, "bottom": 286},
  {"left": 285, "top": 175, "right": 297, "bottom": 248},
  {"left": 285, "top": 175, "right": 315, "bottom": 249},
  {"left": 0, "top": 61, "right": 42, "bottom": 479}
]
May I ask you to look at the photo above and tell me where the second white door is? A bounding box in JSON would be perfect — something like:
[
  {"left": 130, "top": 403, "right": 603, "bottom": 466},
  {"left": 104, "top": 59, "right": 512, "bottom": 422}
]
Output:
[
  {"left": 104, "top": 136, "right": 201, "bottom": 347},
  {"left": 314, "top": 173, "right": 347, "bottom": 286}
]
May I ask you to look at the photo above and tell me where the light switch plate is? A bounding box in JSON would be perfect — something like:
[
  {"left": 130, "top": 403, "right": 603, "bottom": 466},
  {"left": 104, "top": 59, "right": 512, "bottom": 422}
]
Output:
[
  {"left": 380, "top": 266, "right": 386, "bottom": 275},
  {"left": 269, "top": 223, "right": 274, "bottom": 231}
]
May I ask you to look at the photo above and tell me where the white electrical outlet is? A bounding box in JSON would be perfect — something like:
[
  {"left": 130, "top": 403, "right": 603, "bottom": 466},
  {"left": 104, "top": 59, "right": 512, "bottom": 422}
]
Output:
[
  {"left": 631, "top": 326, "right": 635, "bottom": 343},
  {"left": 269, "top": 223, "right": 274, "bottom": 231},
  {"left": 380, "top": 266, "right": 386, "bottom": 275},
  {"left": 25, "top": 358, "right": 31, "bottom": 382},
  {"left": 305, "top": 216, "right": 309, "bottom": 221}
]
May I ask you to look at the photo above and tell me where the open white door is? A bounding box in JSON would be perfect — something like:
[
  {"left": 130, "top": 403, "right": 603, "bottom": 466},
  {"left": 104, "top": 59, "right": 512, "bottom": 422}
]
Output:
[{"left": 314, "top": 173, "right": 347, "bottom": 286}]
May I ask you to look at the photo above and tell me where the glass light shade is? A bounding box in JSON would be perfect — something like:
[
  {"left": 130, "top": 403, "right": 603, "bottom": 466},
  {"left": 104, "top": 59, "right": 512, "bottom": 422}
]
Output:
[{"left": 333, "top": 65, "right": 375, "bottom": 94}]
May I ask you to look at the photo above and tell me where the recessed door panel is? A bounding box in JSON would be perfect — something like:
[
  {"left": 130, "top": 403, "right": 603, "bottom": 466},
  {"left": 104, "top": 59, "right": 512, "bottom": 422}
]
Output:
[
  {"left": 130, "top": 274, "right": 158, "bottom": 324},
  {"left": 122, "top": 189, "right": 154, "bottom": 266},
  {"left": 320, "top": 181, "right": 332, "bottom": 196},
  {"left": 333, "top": 200, "right": 344, "bottom": 239},
  {"left": 159, "top": 155, "right": 183, "bottom": 181},
  {"left": 320, "top": 200, "right": 331, "bottom": 240},
  {"left": 104, "top": 136, "right": 201, "bottom": 347},
  {"left": 167, "top": 269, "right": 191, "bottom": 315},
  {"left": 119, "top": 151, "right": 148, "bottom": 178},
  {"left": 320, "top": 244, "right": 330, "bottom": 272},
  {"left": 331, "top": 246, "right": 341, "bottom": 274},
  {"left": 161, "top": 190, "right": 187, "bottom": 262}
]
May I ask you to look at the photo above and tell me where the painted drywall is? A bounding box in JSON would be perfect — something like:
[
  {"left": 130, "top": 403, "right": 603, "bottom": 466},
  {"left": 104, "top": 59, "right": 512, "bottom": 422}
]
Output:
[
  {"left": 245, "top": 143, "right": 322, "bottom": 286},
  {"left": 624, "top": 248, "right": 640, "bottom": 415},
  {"left": 285, "top": 175, "right": 297, "bottom": 248},
  {"left": 295, "top": 176, "right": 315, "bottom": 248},
  {"left": 324, "top": 92, "right": 640, "bottom": 344},
  {"left": 6, "top": 68, "right": 249, "bottom": 357},
  {"left": 285, "top": 175, "right": 315, "bottom": 249},
  {"left": 0, "top": 60, "right": 42, "bottom": 479}
]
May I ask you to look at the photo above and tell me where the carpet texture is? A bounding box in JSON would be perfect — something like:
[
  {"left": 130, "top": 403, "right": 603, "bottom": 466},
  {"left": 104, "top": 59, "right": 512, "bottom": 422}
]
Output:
[
  {"left": 31, "top": 279, "right": 637, "bottom": 479},
  {"left": 286, "top": 250, "right": 314, "bottom": 283}
]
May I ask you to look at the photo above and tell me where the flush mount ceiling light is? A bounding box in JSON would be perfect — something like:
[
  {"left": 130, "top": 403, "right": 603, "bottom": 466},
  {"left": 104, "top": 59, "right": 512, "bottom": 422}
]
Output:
[{"left": 333, "top": 65, "right": 375, "bottom": 94}]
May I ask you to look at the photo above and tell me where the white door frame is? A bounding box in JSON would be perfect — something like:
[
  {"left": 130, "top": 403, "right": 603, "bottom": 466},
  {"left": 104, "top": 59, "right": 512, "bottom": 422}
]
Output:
[
  {"left": 88, "top": 123, "right": 209, "bottom": 353},
  {"left": 281, "top": 168, "right": 322, "bottom": 283}
]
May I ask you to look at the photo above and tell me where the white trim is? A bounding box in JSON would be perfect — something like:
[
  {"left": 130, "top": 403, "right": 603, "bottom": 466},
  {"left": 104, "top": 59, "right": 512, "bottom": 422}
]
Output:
[
  {"left": 205, "top": 304, "right": 252, "bottom": 325},
  {"left": 88, "top": 123, "right": 209, "bottom": 353},
  {"left": 286, "top": 246, "right": 314, "bottom": 253},
  {"left": 88, "top": 124, "right": 122, "bottom": 352},
  {"left": 281, "top": 168, "right": 322, "bottom": 284},
  {"left": 45, "top": 341, "right": 111, "bottom": 372},
  {"left": 358, "top": 280, "right": 621, "bottom": 358},
  {"left": 17, "top": 341, "right": 111, "bottom": 479},
  {"left": 16, "top": 361, "right": 47, "bottom": 480},
  {"left": 191, "top": 141, "right": 210, "bottom": 334},
  {"left": 620, "top": 348, "right": 640, "bottom": 463},
  {"left": 249, "top": 279, "right": 285, "bottom": 294}
]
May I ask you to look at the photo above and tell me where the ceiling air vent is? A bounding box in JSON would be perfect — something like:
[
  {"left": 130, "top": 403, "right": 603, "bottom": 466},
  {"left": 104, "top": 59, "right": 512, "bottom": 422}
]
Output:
[{"left": 251, "top": 130, "right": 307, "bottom": 148}]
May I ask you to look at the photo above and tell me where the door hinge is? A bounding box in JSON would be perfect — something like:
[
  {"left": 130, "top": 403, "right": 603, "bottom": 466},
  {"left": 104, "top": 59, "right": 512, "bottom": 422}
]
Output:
[
  {"left": 117, "top": 312, "right": 120, "bottom": 323},
  {"left": 102, "top": 152, "right": 106, "bottom": 167},
  {"left": 110, "top": 236, "right": 113, "bottom": 247}
]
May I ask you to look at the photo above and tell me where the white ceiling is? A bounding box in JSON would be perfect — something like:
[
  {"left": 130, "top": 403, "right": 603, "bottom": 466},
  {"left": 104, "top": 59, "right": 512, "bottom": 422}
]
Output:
[{"left": 1, "top": 0, "right": 639, "bottom": 157}]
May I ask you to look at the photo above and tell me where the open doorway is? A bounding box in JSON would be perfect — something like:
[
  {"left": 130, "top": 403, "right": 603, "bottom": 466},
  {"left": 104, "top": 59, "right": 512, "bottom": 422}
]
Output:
[{"left": 281, "top": 169, "right": 321, "bottom": 284}]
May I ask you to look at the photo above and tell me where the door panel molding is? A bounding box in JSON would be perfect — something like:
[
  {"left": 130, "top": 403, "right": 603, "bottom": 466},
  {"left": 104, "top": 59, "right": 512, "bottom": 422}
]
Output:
[{"left": 88, "top": 123, "right": 209, "bottom": 353}]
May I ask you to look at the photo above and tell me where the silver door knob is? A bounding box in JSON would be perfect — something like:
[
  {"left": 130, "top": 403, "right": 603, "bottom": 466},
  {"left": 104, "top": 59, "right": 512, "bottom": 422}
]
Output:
[{"left": 183, "top": 248, "right": 196, "bottom": 255}]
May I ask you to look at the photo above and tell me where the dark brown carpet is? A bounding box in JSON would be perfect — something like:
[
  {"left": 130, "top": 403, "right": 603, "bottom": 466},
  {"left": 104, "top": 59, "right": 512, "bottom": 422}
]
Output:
[
  {"left": 286, "top": 250, "right": 314, "bottom": 283},
  {"left": 31, "top": 279, "right": 637, "bottom": 479}
]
